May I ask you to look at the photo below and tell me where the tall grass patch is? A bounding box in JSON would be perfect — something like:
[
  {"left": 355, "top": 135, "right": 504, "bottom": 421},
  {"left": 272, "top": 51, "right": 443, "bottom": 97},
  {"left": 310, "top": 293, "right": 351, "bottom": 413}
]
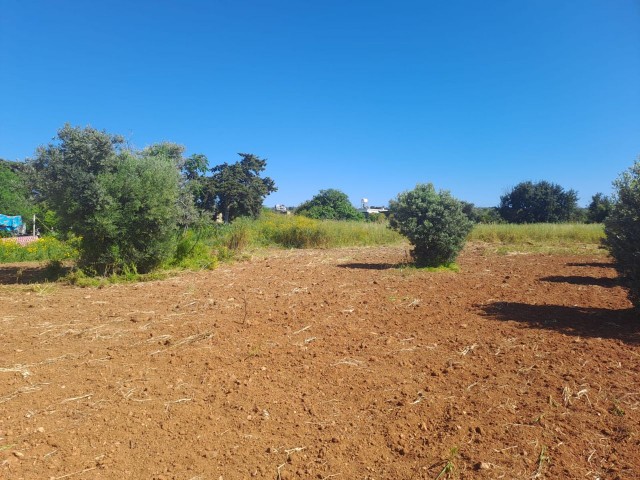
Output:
[
  {"left": 469, "top": 223, "right": 605, "bottom": 254},
  {"left": 0, "top": 236, "right": 79, "bottom": 263},
  {"left": 251, "top": 213, "right": 402, "bottom": 248}
]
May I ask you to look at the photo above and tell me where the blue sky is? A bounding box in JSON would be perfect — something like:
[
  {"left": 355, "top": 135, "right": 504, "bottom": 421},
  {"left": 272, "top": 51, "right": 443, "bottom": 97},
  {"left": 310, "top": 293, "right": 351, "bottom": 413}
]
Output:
[{"left": 1, "top": 0, "right": 639, "bottom": 208}]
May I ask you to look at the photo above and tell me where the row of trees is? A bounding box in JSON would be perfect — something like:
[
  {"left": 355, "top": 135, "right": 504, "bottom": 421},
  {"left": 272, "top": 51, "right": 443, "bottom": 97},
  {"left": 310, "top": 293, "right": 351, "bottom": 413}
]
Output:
[
  {"left": 292, "top": 181, "right": 612, "bottom": 225},
  {"left": 0, "top": 124, "right": 637, "bottom": 307},
  {"left": 2, "top": 125, "right": 277, "bottom": 274},
  {"left": 0, "top": 132, "right": 616, "bottom": 234}
]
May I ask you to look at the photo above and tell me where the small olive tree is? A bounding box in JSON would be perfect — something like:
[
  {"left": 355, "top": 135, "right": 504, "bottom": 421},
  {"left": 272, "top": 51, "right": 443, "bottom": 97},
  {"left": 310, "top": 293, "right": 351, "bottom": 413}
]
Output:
[
  {"left": 604, "top": 159, "right": 640, "bottom": 307},
  {"left": 389, "top": 183, "right": 473, "bottom": 267},
  {"left": 31, "top": 125, "right": 182, "bottom": 274},
  {"left": 87, "top": 150, "right": 181, "bottom": 274}
]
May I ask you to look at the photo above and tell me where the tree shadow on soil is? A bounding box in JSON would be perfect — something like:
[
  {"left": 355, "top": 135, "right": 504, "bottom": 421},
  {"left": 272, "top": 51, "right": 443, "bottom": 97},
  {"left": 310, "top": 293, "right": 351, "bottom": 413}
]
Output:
[
  {"left": 0, "top": 265, "right": 70, "bottom": 285},
  {"left": 566, "top": 261, "right": 613, "bottom": 268},
  {"left": 541, "top": 275, "right": 621, "bottom": 288},
  {"left": 337, "top": 262, "right": 401, "bottom": 270},
  {"left": 480, "top": 302, "right": 639, "bottom": 344}
]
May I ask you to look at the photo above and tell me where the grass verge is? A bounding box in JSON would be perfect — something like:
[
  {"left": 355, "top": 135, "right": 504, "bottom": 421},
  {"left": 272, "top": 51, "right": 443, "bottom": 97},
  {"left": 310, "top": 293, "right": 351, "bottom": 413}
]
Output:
[
  {"left": 468, "top": 223, "right": 606, "bottom": 255},
  {"left": 1, "top": 220, "right": 607, "bottom": 285}
]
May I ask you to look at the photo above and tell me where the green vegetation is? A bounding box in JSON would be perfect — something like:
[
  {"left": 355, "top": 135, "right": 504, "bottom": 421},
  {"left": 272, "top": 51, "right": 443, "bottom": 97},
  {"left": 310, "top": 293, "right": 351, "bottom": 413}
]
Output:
[
  {"left": 296, "top": 189, "right": 364, "bottom": 221},
  {"left": 0, "top": 236, "right": 78, "bottom": 263},
  {"left": 204, "top": 153, "right": 277, "bottom": 223},
  {"left": 0, "top": 161, "right": 33, "bottom": 219},
  {"left": 604, "top": 159, "right": 640, "bottom": 307},
  {"left": 469, "top": 222, "right": 605, "bottom": 254},
  {"left": 3, "top": 122, "right": 635, "bottom": 282},
  {"left": 499, "top": 180, "right": 579, "bottom": 223},
  {"left": 587, "top": 193, "right": 612, "bottom": 223},
  {"left": 0, "top": 217, "right": 398, "bottom": 286},
  {"left": 389, "top": 183, "right": 473, "bottom": 267},
  {"left": 201, "top": 211, "right": 400, "bottom": 252},
  {"left": 21, "top": 125, "right": 278, "bottom": 276},
  {"left": 31, "top": 125, "right": 182, "bottom": 274},
  {"left": 64, "top": 267, "right": 170, "bottom": 287},
  {"left": 435, "top": 446, "right": 459, "bottom": 480}
]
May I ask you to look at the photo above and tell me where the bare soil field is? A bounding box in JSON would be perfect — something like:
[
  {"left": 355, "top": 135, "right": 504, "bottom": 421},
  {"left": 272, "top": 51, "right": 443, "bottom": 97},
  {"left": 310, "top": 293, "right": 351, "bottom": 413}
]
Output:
[{"left": 0, "top": 244, "right": 638, "bottom": 480}]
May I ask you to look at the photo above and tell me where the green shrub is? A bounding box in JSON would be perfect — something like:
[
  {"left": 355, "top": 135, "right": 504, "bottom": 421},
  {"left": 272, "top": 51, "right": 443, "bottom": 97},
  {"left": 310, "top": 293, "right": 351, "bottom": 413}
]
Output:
[
  {"left": 296, "top": 189, "right": 364, "bottom": 221},
  {"left": 82, "top": 150, "right": 180, "bottom": 274},
  {"left": 0, "top": 162, "right": 34, "bottom": 219},
  {"left": 389, "top": 183, "right": 473, "bottom": 267},
  {"left": 226, "top": 218, "right": 253, "bottom": 251},
  {"left": 31, "top": 126, "right": 183, "bottom": 275},
  {"left": 172, "top": 229, "right": 218, "bottom": 270},
  {"left": 604, "top": 160, "right": 640, "bottom": 307}
]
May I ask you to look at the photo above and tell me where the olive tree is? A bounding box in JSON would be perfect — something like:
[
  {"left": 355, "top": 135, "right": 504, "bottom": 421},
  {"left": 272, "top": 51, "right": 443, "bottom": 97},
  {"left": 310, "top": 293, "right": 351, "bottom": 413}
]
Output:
[
  {"left": 604, "top": 160, "right": 640, "bottom": 307},
  {"left": 31, "top": 125, "right": 182, "bottom": 274},
  {"left": 389, "top": 183, "right": 473, "bottom": 267}
]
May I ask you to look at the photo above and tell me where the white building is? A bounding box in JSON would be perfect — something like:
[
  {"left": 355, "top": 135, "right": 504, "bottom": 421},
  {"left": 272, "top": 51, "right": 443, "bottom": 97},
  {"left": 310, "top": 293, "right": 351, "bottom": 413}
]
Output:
[{"left": 357, "top": 198, "right": 389, "bottom": 215}]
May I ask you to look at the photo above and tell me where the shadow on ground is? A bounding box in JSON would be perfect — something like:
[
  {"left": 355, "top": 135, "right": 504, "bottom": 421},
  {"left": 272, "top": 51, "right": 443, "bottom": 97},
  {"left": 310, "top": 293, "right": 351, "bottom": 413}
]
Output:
[
  {"left": 480, "top": 302, "right": 639, "bottom": 344},
  {"left": 0, "top": 264, "right": 70, "bottom": 285},
  {"left": 337, "top": 262, "right": 403, "bottom": 270},
  {"left": 541, "top": 275, "right": 621, "bottom": 288},
  {"left": 566, "top": 261, "right": 614, "bottom": 268}
]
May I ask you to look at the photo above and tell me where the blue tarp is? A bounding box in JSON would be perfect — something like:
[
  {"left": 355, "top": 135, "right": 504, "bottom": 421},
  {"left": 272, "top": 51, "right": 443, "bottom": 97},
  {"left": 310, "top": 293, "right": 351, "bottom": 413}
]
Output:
[{"left": 0, "top": 214, "right": 23, "bottom": 232}]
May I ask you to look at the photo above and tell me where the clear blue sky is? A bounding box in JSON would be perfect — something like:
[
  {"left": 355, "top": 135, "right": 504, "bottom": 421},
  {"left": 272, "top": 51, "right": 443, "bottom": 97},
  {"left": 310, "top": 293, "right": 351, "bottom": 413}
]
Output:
[{"left": 1, "top": 0, "right": 639, "bottom": 208}]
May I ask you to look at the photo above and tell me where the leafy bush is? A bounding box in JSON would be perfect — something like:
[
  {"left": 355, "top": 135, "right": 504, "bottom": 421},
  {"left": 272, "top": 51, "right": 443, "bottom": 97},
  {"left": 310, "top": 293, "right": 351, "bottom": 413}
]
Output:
[
  {"left": 31, "top": 125, "right": 182, "bottom": 274},
  {"left": 389, "top": 184, "right": 473, "bottom": 267},
  {"left": 604, "top": 160, "right": 640, "bottom": 307},
  {"left": 83, "top": 150, "right": 181, "bottom": 274},
  {"left": 172, "top": 228, "right": 218, "bottom": 270},
  {"left": 296, "top": 189, "right": 364, "bottom": 221}
]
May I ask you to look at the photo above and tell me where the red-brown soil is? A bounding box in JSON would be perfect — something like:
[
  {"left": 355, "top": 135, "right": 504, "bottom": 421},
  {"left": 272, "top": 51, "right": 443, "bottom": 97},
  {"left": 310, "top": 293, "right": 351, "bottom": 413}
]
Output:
[{"left": 0, "top": 245, "right": 638, "bottom": 480}]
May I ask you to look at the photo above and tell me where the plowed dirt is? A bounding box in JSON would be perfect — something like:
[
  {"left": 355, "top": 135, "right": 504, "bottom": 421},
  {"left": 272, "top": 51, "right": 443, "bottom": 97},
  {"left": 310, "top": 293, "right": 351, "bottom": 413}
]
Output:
[{"left": 0, "top": 245, "right": 638, "bottom": 479}]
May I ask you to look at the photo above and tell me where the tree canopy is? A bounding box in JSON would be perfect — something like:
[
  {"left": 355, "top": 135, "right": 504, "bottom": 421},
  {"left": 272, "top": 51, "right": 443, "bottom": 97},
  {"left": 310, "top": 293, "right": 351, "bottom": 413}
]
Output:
[
  {"left": 30, "top": 124, "right": 124, "bottom": 234},
  {"left": 587, "top": 193, "right": 612, "bottom": 223},
  {"left": 498, "top": 181, "right": 579, "bottom": 223},
  {"left": 0, "top": 161, "right": 33, "bottom": 218},
  {"left": 604, "top": 160, "right": 640, "bottom": 307},
  {"left": 204, "top": 153, "right": 277, "bottom": 223},
  {"left": 296, "top": 189, "right": 364, "bottom": 221}
]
